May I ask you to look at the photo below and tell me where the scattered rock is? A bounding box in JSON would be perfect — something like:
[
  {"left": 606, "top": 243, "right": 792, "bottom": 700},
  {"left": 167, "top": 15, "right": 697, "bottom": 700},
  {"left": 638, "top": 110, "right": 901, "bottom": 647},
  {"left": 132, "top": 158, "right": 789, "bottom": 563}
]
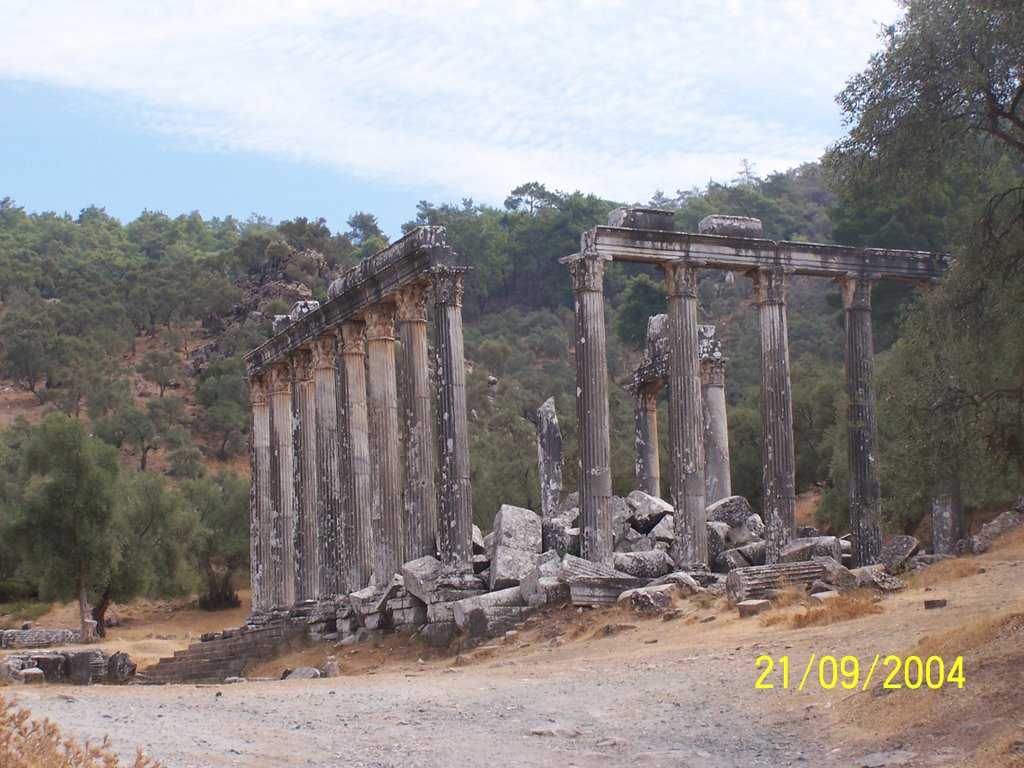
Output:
[
  {"left": 881, "top": 535, "right": 920, "bottom": 574},
  {"left": 706, "top": 521, "right": 731, "bottom": 564},
  {"left": 322, "top": 659, "right": 341, "bottom": 678},
  {"left": 923, "top": 598, "right": 948, "bottom": 610},
  {"left": 809, "top": 591, "right": 840, "bottom": 603},
  {"left": 855, "top": 567, "right": 907, "bottom": 592},
  {"left": 706, "top": 496, "right": 753, "bottom": 528},
  {"left": 492, "top": 504, "right": 542, "bottom": 553},
  {"left": 625, "top": 490, "right": 673, "bottom": 532},
  {"left": 613, "top": 550, "right": 675, "bottom": 579},
  {"left": 650, "top": 515, "right": 675, "bottom": 542},
  {"left": 286, "top": 667, "right": 321, "bottom": 680},
  {"left": 813, "top": 556, "right": 858, "bottom": 591},
  {"left": 649, "top": 571, "right": 702, "bottom": 596},
  {"left": 617, "top": 585, "right": 677, "bottom": 615},
  {"left": 400, "top": 556, "right": 443, "bottom": 604},
  {"left": 598, "top": 623, "right": 636, "bottom": 637},
  {"left": 745, "top": 513, "right": 765, "bottom": 538},
  {"left": 106, "top": 652, "right": 136, "bottom": 684}
]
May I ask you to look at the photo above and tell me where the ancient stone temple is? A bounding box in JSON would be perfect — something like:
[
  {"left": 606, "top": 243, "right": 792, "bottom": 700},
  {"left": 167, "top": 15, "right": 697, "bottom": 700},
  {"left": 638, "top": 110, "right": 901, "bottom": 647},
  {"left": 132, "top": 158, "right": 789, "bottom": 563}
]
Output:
[
  {"left": 244, "top": 227, "right": 474, "bottom": 614},
  {"left": 564, "top": 209, "right": 946, "bottom": 569}
]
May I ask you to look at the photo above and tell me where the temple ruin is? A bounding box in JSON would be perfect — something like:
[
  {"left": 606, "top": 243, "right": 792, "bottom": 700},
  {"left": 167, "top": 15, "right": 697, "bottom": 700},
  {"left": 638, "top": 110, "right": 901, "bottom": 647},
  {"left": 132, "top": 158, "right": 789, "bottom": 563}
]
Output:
[
  {"left": 244, "top": 227, "right": 475, "bottom": 615},
  {"left": 563, "top": 209, "right": 946, "bottom": 570}
]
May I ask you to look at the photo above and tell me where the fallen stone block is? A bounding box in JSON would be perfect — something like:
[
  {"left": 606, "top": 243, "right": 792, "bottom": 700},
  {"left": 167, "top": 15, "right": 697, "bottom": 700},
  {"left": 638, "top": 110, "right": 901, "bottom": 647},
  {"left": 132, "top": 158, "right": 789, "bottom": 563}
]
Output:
[
  {"left": 780, "top": 536, "right": 842, "bottom": 564},
  {"left": 650, "top": 571, "right": 702, "bottom": 596},
  {"left": 625, "top": 490, "right": 673, "bottom": 532},
  {"left": 472, "top": 525, "right": 486, "bottom": 554},
  {"left": 810, "top": 591, "right": 840, "bottom": 603},
  {"left": 650, "top": 514, "right": 675, "bottom": 542},
  {"left": 924, "top": 598, "right": 948, "bottom": 610},
  {"left": 491, "top": 546, "right": 541, "bottom": 590},
  {"left": 617, "top": 584, "right": 677, "bottom": 615},
  {"left": 106, "top": 651, "right": 136, "bottom": 684},
  {"left": 745, "top": 513, "right": 765, "bottom": 538},
  {"left": 19, "top": 667, "right": 46, "bottom": 684},
  {"left": 417, "top": 621, "right": 457, "bottom": 648},
  {"left": 813, "top": 556, "right": 858, "bottom": 592},
  {"left": 855, "top": 566, "right": 907, "bottom": 592},
  {"left": 521, "top": 576, "right": 570, "bottom": 609},
  {"left": 706, "top": 496, "right": 754, "bottom": 528},
  {"left": 737, "top": 599, "right": 771, "bottom": 618},
  {"left": 31, "top": 654, "right": 67, "bottom": 683},
  {"left": 456, "top": 605, "right": 527, "bottom": 638},
  {"left": 881, "top": 535, "right": 920, "bottom": 574},
  {"left": 613, "top": 550, "right": 675, "bottom": 579},
  {"left": 67, "top": 650, "right": 107, "bottom": 686},
  {"left": 736, "top": 540, "right": 766, "bottom": 566},
  {"left": 726, "top": 561, "right": 828, "bottom": 604},
  {"left": 286, "top": 667, "right": 321, "bottom": 680},
  {"left": 451, "top": 588, "right": 526, "bottom": 630},
  {"left": 706, "top": 521, "right": 731, "bottom": 564},
  {"left": 714, "top": 548, "right": 752, "bottom": 573},
  {"left": 401, "top": 556, "right": 443, "bottom": 604},
  {"left": 493, "top": 504, "right": 542, "bottom": 553}
]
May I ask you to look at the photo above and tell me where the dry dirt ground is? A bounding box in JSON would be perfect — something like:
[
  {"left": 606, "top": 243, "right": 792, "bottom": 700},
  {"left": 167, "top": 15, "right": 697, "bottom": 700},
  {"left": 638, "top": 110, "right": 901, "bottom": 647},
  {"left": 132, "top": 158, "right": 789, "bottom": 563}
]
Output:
[{"left": 4, "top": 529, "right": 1024, "bottom": 768}]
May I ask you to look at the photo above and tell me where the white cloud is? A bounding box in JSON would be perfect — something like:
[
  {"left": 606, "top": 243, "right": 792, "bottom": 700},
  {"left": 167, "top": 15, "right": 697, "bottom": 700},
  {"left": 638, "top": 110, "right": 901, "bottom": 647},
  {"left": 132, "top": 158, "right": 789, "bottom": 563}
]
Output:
[{"left": 0, "top": 0, "right": 901, "bottom": 204}]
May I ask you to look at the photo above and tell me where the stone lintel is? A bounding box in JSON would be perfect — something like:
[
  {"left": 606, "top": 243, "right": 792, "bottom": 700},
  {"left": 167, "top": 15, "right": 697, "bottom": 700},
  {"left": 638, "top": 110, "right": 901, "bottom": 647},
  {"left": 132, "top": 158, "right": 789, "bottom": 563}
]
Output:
[
  {"left": 581, "top": 226, "right": 947, "bottom": 282},
  {"left": 245, "top": 226, "right": 462, "bottom": 378},
  {"left": 606, "top": 207, "right": 676, "bottom": 231}
]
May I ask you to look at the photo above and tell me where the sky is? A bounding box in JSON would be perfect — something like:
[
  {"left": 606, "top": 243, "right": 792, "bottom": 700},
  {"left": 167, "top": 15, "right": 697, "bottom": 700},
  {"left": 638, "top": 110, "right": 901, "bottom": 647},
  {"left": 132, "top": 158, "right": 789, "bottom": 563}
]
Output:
[{"left": 0, "top": 1, "right": 902, "bottom": 238}]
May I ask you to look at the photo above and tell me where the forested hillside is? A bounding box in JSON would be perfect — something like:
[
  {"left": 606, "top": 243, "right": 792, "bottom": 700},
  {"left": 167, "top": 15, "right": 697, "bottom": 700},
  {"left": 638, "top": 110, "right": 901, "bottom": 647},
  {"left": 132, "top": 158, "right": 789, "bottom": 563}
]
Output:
[{"left": 0, "top": 0, "right": 1021, "bottom": 627}]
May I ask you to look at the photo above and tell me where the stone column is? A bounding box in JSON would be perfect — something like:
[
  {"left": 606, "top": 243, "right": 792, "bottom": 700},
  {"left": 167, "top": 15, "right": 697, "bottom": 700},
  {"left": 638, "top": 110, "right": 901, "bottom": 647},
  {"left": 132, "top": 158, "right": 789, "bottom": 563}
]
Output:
[
  {"left": 839, "top": 274, "right": 882, "bottom": 567},
  {"left": 931, "top": 480, "right": 964, "bottom": 555},
  {"left": 430, "top": 266, "right": 474, "bottom": 575},
  {"left": 662, "top": 261, "right": 707, "bottom": 568},
  {"left": 396, "top": 284, "right": 438, "bottom": 561},
  {"left": 699, "top": 326, "right": 732, "bottom": 504},
  {"left": 535, "top": 396, "right": 564, "bottom": 548},
  {"left": 339, "top": 320, "right": 373, "bottom": 591},
  {"left": 565, "top": 254, "right": 613, "bottom": 564},
  {"left": 633, "top": 383, "right": 661, "bottom": 498},
  {"left": 312, "top": 332, "right": 342, "bottom": 596},
  {"left": 267, "top": 362, "right": 295, "bottom": 607},
  {"left": 364, "top": 303, "right": 404, "bottom": 585},
  {"left": 753, "top": 268, "right": 796, "bottom": 564},
  {"left": 248, "top": 374, "right": 272, "bottom": 613},
  {"left": 291, "top": 349, "right": 319, "bottom": 602}
]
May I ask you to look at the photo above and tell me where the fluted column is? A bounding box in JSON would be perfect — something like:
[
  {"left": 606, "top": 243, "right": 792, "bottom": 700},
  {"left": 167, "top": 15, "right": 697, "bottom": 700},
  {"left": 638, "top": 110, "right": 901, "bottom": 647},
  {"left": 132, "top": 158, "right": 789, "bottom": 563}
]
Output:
[
  {"left": 753, "top": 267, "right": 796, "bottom": 564},
  {"left": 396, "top": 284, "right": 438, "bottom": 561},
  {"left": 339, "top": 321, "right": 373, "bottom": 591},
  {"left": 839, "top": 274, "right": 882, "bottom": 566},
  {"left": 633, "top": 383, "right": 661, "bottom": 498},
  {"left": 267, "top": 362, "right": 295, "bottom": 607},
  {"left": 365, "top": 304, "right": 404, "bottom": 585},
  {"left": 248, "top": 374, "right": 272, "bottom": 613},
  {"left": 662, "top": 262, "right": 706, "bottom": 568},
  {"left": 312, "top": 332, "right": 342, "bottom": 596},
  {"left": 931, "top": 479, "right": 964, "bottom": 556},
  {"left": 430, "top": 266, "right": 474, "bottom": 575},
  {"left": 700, "top": 326, "right": 731, "bottom": 504},
  {"left": 564, "top": 254, "right": 613, "bottom": 564},
  {"left": 291, "top": 349, "right": 319, "bottom": 601}
]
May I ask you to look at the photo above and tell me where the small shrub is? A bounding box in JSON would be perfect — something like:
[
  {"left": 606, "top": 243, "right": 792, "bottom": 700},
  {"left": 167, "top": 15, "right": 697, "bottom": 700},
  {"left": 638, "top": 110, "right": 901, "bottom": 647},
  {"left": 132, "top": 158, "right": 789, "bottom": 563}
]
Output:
[{"left": 0, "top": 580, "right": 37, "bottom": 603}]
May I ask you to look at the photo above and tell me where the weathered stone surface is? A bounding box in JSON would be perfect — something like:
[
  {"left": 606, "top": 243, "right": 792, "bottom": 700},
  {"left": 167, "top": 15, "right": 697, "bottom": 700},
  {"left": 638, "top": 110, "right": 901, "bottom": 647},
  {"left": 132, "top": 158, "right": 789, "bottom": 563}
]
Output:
[
  {"left": 650, "top": 514, "right": 675, "bottom": 542},
  {"left": 287, "top": 667, "right": 322, "bottom": 680},
  {"left": 613, "top": 524, "right": 643, "bottom": 553},
  {"left": 613, "top": 550, "right": 675, "bottom": 579},
  {"left": 706, "top": 521, "right": 731, "bottom": 564},
  {"left": 813, "top": 556, "right": 858, "bottom": 591},
  {"left": 714, "top": 548, "right": 752, "bottom": 573},
  {"left": 706, "top": 496, "right": 753, "bottom": 528},
  {"left": 737, "top": 599, "right": 771, "bottom": 618},
  {"left": 625, "top": 490, "right": 673, "bottom": 532},
  {"left": 322, "top": 659, "right": 341, "bottom": 678},
  {"left": 924, "top": 598, "right": 948, "bottom": 610},
  {"left": 106, "top": 652, "right": 136, "bottom": 684},
  {"left": 650, "top": 571, "right": 702, "bottom": 596},
  {"left": 491, "top": 547, "right": 540, "bottom": 590},
  {"left": 855, "top": 567, "right": 907, "bottom": 592},
  {"left": 736, "top": 541, "right": 766, "bottom": 566},
  {"left": 417, "top": 621, "right": 457, "bottom": 648},
  {"left": 810, "top": 591, "right": 840, "bottom": 603},
  {"left": 726, "top": 561, "right": 828, "bottom": 604},
  {"left": 472, "top": 525, "right": 486, "bottom": 555},
  {"left": 459, "top": 606, "right": 527, "bottom": 638},
  {"left": 881, "top": 535, "right": 920, "bottom": 574},
  {"left": 698, "top": 215, "right": 764, "bottom": 237},
  {"left": 520, "top": 576, "right": 570, "bottom": 609},
  {"left": 745, "top": 513, "right": 766, "bottom": 538},
  {"left": 451, "top": 588, "right": 526, "bottom": 631},
  {"left": 617, "top": 584, "right": 676, "bottom": 614},
  {"left": 31, "top": 654, "right": 66, "bottom": 683},
  {"left": 20, "top": 667, "right": 46, "bottom": 684},
  {"left": 67, "top": 649, "right": 107, "bottom": 686},
  {"left": 492, "top": 504, "right": 542, "bottom": 553},
  {"left": 400, "top": 556, "right": 443, "bottom": 605},
  {"left": 1, "top": 628, "right": 78, "bottom": 649},
  {"left": 780, "top": 536, "right": 842, "bottom": 564}
]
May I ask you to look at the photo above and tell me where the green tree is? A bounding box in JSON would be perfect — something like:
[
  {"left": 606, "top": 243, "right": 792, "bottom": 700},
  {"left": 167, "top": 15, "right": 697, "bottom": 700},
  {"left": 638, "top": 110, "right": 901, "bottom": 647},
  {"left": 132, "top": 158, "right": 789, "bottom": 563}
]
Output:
[
  {"left": 14, "top": 416, "right": 121, "bottom": 640},
  {"left": 184, "top": 470, "right": 249, "bottom": 609}
]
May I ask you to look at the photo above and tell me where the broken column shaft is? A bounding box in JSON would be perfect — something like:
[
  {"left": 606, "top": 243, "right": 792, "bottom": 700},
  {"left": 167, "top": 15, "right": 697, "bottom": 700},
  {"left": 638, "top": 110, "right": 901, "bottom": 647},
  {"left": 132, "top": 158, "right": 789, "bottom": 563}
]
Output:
[
  {"left": 339, "top": 320, "right": 374, "bottom": 591},
  {"left": 267, "top": 362, "right": 296, "bottom": 607},
  {"left": 565, "top": 254, "right": 614, "bottom": 563},
  {"left": 364, "top": 303, "right": 404, "bottom": 585},
  {"left": 291, "top": 349, "right": 320, "bottom": 602},
  {"left": 633, "top": 383, "right": 661, "bottom": 498},
  {"left": 839, "top": 274, "right": 882, "bottom": 566},
  {"left": 397, "top": 284, "right": 438, "bottom": 561},
  {"left": 535, "top": 396, "right": 565, "bottom": 546},
  {"left": 663, "top": 262, "right": 707, "bottom": 568},
  {"left": 431, "top": 266, "right": 474, "bottom": 575},
  {"left": 699, "top": 325, "right": 731, "bottom": 504},
  {"left": 753, "top": 267, "right": 796, "bottom": 564},
  {"left": 312, "top": 332, "right": 342, "bottom": 596},
  {"left": 248, "top": 375, "right": 272, "bottom": 613}
]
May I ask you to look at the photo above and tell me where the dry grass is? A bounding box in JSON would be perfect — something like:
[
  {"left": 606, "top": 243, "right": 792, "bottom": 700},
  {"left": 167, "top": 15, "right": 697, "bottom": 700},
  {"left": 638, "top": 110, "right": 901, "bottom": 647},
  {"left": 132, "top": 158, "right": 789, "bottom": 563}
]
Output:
[
  {"left": 768, "top": 591, "right": 884, "bottom": 629},
  {"left": 0, "top": 695, "right": 161, "bottom": 768},
  {"left": 907, "top": 558, "right": 983, "bottom": 589}
]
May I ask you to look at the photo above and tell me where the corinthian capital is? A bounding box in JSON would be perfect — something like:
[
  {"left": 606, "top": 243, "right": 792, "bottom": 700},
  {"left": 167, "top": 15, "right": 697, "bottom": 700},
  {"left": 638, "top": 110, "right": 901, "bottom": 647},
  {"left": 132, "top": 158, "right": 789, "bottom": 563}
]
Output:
[
  {"left": 364, "top": 303, "right": 397, "bottom": 342},
  {"left": 395, "top": 283, "right": 429, "bottom": 322}
]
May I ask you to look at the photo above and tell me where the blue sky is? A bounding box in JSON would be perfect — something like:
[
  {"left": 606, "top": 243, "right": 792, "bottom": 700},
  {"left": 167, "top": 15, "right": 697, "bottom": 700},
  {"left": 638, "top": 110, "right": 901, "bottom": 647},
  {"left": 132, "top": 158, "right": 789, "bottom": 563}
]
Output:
[{"left": 0, "top": 1, "right": 901, "bottom": 238}]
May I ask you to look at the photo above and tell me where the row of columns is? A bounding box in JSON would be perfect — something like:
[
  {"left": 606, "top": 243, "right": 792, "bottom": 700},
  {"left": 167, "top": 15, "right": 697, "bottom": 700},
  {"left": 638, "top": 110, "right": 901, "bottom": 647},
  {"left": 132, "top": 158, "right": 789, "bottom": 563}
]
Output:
[
  {"left": 249, "top": 269, "right": 473, "bottom": 612},
  {"left": 569, "top": 251, "right": 886, "bottom": 568}
]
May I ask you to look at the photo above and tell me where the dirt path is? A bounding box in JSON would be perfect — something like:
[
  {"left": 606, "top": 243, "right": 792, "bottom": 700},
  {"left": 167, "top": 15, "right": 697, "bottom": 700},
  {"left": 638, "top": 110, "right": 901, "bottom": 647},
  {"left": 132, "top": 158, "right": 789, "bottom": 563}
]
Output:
[{"left": 8, "top": 532, "right": 1024, "bottom": 768}]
